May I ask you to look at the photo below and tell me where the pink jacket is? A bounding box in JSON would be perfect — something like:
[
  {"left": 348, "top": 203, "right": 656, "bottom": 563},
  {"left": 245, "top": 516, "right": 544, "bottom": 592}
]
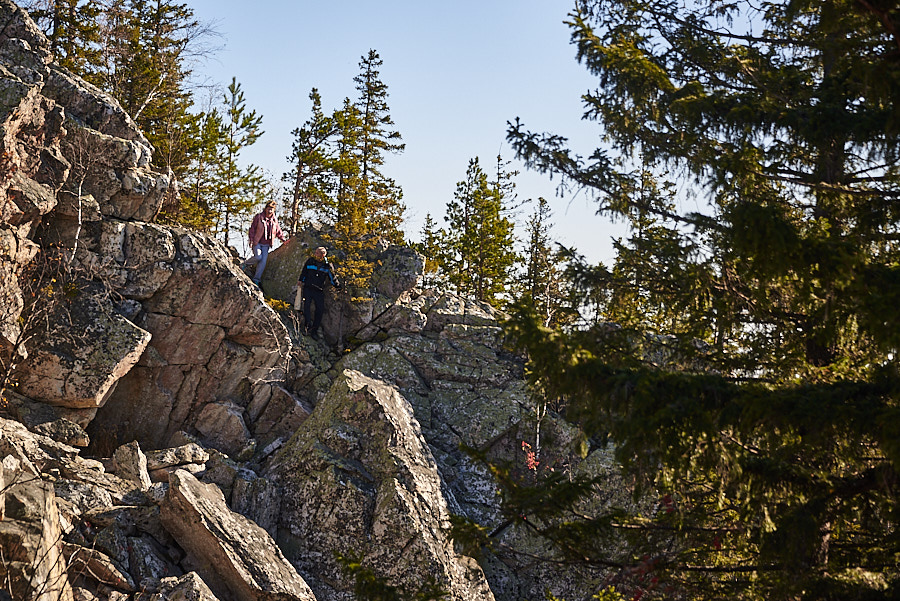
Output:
[{"left": 248, "top": 211, "right": 286, "bottom": 246}]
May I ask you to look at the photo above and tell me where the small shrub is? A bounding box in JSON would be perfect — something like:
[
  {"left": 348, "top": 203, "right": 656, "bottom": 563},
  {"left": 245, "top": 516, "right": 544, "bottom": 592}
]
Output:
[{"left": 266, "top": 298, "right": 292, "bottom": 312}]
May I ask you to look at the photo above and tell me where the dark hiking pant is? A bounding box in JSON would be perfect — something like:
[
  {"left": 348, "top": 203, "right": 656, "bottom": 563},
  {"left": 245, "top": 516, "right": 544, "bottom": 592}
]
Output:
[{"left": 302, "top": 286, "right": 325, "bottom": 334}]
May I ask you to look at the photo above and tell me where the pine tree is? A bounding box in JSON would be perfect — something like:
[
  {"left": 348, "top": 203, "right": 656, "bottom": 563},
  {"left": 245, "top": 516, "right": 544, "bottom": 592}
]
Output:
[
  {"left": 177, "top": 106, "right": 223, "bottom": 231},
  {"left": 214, "top": 77, "right": 263, "bottom": 246},
  {"left": 441, "top": 157, "right": 518, "bottom": 306},
  {"left": 322, "top": 97, "right": 374, "bottom": 302},
  {"left": 352, "top": 49, "right": 406, "bottom": 243},
  {"left": 499, "top": 0, "right": 900, "bottom": 599},
  {"left": 329, "top": 97, "right": 362, "bottom": 232},
  {"left": 96, "top": 0, "right": 202, "bottom": 168}
]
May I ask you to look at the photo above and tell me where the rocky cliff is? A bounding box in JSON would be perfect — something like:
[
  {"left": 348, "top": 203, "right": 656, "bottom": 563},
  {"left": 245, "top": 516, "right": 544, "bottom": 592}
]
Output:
[{"left": 0, "top": 2, "right": 623, "bottom": 600}]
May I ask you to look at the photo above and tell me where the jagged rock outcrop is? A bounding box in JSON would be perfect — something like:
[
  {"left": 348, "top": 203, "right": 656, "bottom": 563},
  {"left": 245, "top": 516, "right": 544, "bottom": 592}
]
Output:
[
  {"left": 0, "top": 0, "right": 291, "bottom": 458},
  {"left": 0, "top": 417, "right": 135, "bottom": 600},
  {"left": 330, "top": 291, "right": 608, "bottom": 601},
  {"left": 0, "top": 0, "right": 66, "bottom": 359},
  {"left": 268, "top": 370, "right": 494, "bottom": 601}
]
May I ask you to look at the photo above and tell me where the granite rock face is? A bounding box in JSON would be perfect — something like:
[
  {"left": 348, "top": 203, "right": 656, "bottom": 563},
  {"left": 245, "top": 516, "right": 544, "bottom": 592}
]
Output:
[
  {"left": 0, "top": 0, "right": 65, "bottom": 362},
  {"left": 0, "top": 0, "right": 291, "bottom": 459},
  {"left": 268, "top": 370, "right": 494, "bottom": 601}
]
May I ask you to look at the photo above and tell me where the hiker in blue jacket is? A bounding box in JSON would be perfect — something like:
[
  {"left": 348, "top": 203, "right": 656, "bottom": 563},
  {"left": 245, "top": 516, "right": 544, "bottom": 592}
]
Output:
[{"left": 297, "top": 246, "right": 341, "bottom": 337}]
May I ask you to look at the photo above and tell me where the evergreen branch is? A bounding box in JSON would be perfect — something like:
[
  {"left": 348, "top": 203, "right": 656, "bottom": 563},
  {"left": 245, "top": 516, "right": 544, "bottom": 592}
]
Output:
[
  {"left": 762, "top": 169, "right": 900, "bottom": 197},
  {"left": 640, "top": 4, "right": 805, "bottom": 47},
  {"left": 855, "top": 0, "right": 900, "bottom": 54},
  {"left": 609, "top": 522, "right": 745, "bottom": 534},
  {"left": 490, "top": 537, "right": 628, "bottom": 570}
]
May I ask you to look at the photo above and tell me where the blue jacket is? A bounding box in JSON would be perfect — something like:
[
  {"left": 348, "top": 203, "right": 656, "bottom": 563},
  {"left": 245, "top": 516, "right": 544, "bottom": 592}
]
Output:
[{"left": 299, "top": 257, "right": 341, "bottom": 291}]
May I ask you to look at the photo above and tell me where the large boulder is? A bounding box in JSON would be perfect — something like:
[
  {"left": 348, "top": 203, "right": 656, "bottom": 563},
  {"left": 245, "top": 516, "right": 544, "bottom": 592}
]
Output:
[
  {"left": 267, "top": 369, "right": 494, "bottom": 601},
  {"left": 160, "top": 469, "right": 316, "bottom": 601},
  {"left": 370, "top": 244, "right": 424, "bottom": 299},
  {"left": 12, "top": 285, "right": 151, "bottom": 409},
  {"left": 333, "top": 293, "right": 532, "bottom": 528},
  {"left": 255, "top": 236, "right": 309, "bottom": 302},
  {"left": 152, "top": 572, "right": 222, "bottom": 601}
]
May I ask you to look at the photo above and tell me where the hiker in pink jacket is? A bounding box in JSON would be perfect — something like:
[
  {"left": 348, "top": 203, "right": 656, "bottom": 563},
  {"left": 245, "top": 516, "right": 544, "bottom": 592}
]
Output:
[{"left": 244, "top": 200, "right": 287, "bottom": 287}]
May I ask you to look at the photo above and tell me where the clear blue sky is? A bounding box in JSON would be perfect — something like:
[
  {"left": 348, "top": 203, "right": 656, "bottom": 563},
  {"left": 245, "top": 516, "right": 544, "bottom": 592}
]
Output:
[{"left": 185, "top": 0, "right": 624, "bottom": 263}]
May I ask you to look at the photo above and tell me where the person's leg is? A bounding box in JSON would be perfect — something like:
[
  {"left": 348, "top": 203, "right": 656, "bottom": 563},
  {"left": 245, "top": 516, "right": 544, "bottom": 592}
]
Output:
[
  {"left": 302, "top": 290, "right": 315, "bottom": 334},
  {"left": 241, "top": 245, "right": 261, "bottom": 279},
  {"left": 252, "top": 244, "right": 270, "bottom": 283},
  {"left": 309, "top": 289, "right": 325, "bottom": 335}
]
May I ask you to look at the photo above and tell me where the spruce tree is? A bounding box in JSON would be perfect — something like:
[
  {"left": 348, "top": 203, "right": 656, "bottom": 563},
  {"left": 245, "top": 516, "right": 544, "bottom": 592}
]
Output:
[
  {"left": 498, "top": 0, "right": 900, "bottom": 599},
  {"left": 330, "top": 97, "right": 362, "bottom": 231},
  {"left": 178, "top": 107, "right": 224, "bottom": 231},
  {"left": 323, "top": 97, "right": 373, "bottom": 301},
  {"left": 515, "top": 197, "right": 572, "bottom": 327},
  {"left": 96, "top": 0, "right": 202, "bottom": 171},
  {"left": 414, "top": 213, "right": 444, "bottom": 290}
]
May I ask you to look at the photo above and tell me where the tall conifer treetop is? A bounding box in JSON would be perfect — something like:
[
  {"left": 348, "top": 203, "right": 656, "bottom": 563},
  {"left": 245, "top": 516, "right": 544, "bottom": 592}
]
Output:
[{"left": 352, "top": 49, "right": 406, "bottom": 243}]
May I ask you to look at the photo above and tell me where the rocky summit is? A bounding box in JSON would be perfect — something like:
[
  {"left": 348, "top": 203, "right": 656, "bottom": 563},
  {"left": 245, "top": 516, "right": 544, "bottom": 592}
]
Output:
[{"left": 0, "top": 1, "right": 625, "bottom": 600}]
